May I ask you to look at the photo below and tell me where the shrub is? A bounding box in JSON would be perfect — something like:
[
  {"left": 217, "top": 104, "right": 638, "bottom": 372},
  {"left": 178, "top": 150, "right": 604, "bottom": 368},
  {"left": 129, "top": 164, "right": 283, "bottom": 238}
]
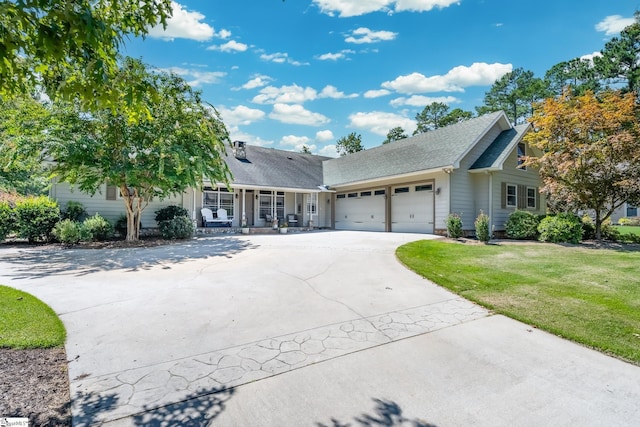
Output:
[
  {"left": 538, "top": 213, "right": 583, "bottom": 244},
  {"left": 114, "top": 215, "right": 127, "bottom": 236},
  {"left": 83, "top": 213, "right": 113, "bottom": 241},
  {"left": 619, "top": 217, "right": 640, "bottom": 226},
  {"left": 155, "top": 205, "right": 189, "bottom": 223},
  {"left": 62, "top": 201, "right": 87, "bottom": 222},
  {"left": 505, "top": 210, "right": 540, "bottom": 240},
  {"left": 53, "top": 219, "right": 92, "bottom": 244},
  {"left": 474, "top": 211, "right": 491, "bottom": 243},
  {"left": 158, "top": 216, "right": 194, "bottom": 240},
  {"left": 582, "top": 216, "right": 621, "bottom": 241},
  {"left": 15, "top": 196, "right": 60, "bottom": 242},
  {"left": 445, "top": 213, "right": 463, "bottom": 238},
  {"left": 0, "top": 201, "right": 15, "bottom": 241}
]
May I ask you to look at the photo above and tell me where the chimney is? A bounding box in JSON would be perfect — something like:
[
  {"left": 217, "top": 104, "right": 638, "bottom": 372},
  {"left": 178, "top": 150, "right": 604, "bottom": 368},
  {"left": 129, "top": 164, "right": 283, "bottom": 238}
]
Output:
[{"left": 233, "top": 141, "right": 247, "bottom": 160}]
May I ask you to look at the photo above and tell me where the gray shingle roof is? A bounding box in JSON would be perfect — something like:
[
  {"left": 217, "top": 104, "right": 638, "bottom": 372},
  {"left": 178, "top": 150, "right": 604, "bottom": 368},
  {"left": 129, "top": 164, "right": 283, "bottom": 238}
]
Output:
[
  {"left": 323, "top": 111, "right": 507, "bottom": 186},
  {"left": 224, "top": 145, "right": 330, "bottom": 190},
  {"left": 470, "top": 123, "right": 530, "bottom": 171}
]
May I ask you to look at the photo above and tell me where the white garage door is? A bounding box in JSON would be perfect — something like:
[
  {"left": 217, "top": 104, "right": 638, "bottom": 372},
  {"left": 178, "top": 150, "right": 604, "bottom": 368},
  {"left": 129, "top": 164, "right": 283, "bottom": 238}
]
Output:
[
  {"left": 335, "top": 189, "right": 385, "bottom": 231},
  {"left": 391, "top": 183, "right": 434, "bottom": 233}
]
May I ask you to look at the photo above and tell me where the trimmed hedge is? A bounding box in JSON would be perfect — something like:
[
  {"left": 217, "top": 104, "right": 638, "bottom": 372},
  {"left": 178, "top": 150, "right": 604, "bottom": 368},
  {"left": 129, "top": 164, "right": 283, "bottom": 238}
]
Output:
[
  {"left": 15, "top": 196, "right": 60, "bottom": 242},
  {"left": 158, "top": 216, "right": 194, "bottom": 240},
  {"left": 505, "top": 210, "right": 540, "bottom": 240},
  {"left": 445, "top": 213, "right": 463, "bottom": 238},
  {"left": 538, "top": 213, "right": 583, "bottom": 244},
  {"left": 83, "top": 213, "right": 113, "bottom": 241},
  {"left": 0, "top": 201, "right": 15, "bottom": 241}
]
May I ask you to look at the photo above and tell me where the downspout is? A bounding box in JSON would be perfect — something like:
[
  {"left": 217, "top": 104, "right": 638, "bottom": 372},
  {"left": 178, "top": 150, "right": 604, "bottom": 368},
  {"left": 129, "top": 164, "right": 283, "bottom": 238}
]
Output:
[{"left": 488, "top": 172, "right": 493, "bottom": 235}]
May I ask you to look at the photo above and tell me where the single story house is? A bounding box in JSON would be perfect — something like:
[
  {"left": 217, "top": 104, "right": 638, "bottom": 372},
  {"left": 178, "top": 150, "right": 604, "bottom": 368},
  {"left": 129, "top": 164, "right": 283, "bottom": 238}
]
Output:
[{"left": 50, "top": 111, "right": 546, "bottom": 234}]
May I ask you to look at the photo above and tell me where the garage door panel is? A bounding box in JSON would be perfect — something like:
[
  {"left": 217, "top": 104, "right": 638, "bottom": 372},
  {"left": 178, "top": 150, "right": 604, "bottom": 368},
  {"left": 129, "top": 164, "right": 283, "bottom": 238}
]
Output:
[
  {"left": 335, "top": 192, "right": 385, "bottom": 232},
  {"left": 391, "top": 184, "right": 434, "bottom": 234}
]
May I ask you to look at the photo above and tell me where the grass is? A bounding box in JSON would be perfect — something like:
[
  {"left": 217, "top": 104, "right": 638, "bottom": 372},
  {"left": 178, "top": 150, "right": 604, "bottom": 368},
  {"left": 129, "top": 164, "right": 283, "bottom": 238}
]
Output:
[
  {"left": 396, "top": 240, "right": 640, "bottom": 365},
  {"left": 614, "top": 225, "right": 640, "bottom": 236},
  {"left": 0, "top": 285, "right": 66, "bottom": 348}
]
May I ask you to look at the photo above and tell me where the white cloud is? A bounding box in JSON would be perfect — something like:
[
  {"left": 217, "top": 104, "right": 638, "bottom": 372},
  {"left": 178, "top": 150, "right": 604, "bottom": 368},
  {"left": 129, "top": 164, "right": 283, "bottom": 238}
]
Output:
[
  {"left": 595, "top": 15, "right": 635, "bottom": 35},
  {"left": 349, "top": 111, "right": 416, "bottom": 136},
  {"left": 227, "top": 126, "right": 273, "bottom": 147},
  {"left": 280, "top": 135, "right": 313, "bottom": 152},
  {"left": 394, "top": 0, "right": 460, "bottom": 13},
  {"left": 217, "top": 29, "right": 232, "bottom": 39},
  {"left": 207, "top": 40, "right": 248, "bottom": 52},
  {"left": 345, "top": 27, "right": 398, "bottom": 44},
  {"left": 318, "top": 144, "right": 339, "bottom": 157},
  {"left": 253, "top": 84, "right": 318, "bottom": 104},
  {"left": 319, "top": 85, "right": 358, "bottom": 99},
  {"left": 269, "top": 104, "right": 330, "bottom": 126},
  {"left": 364, "top": 89, "right": 391, "bottom": 98},
  {"left": 260, "top": 52, "right": 308, "bottom": 66},
  {"left": 316, "top": 130, "right": 335, "bottom": 142},
  {"left": 580, "top": 51, "right": 603, "bottom": 64},
  {"left": 313, "top": 0, "right": 459, "bottom": 17},
  {"left": 317, "top": 49, "right": 355, "bottom": 61},
  {"left": 382, "top": 62, "right": 512, "bottom": 94},
  {"left": 218, "top": 105, "right": 266, "bottom": 126},
  {"left": 159, "top": 67, "right": 226, "bottom": 86},
  {"left": 390, "top": 95, "right": 459, "bottom": 107},
  {"left": 241, "top": 75, "right": 273, "bottom": 90},
  {"left": 148, "top": 2, "right": 214, "bottom": 41}
]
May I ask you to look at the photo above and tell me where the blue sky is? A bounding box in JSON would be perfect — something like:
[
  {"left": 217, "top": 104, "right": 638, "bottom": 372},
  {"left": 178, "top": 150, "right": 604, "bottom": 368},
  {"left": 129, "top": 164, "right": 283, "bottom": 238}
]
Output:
[{"left": 122, "top": 0, "right": 638, "bottom": 157}]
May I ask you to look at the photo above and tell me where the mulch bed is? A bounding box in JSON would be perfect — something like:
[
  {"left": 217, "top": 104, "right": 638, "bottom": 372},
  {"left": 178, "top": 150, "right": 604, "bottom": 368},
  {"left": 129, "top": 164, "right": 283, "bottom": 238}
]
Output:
[{"left": 0, "top": 347, "right": 71, "bottom": 426}]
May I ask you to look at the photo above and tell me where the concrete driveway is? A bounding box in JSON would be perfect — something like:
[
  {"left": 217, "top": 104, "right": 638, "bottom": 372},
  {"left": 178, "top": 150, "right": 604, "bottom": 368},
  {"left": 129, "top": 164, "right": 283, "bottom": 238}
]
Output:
[{"left": 0, "top": 231, "right": 638, "bottom": 426}]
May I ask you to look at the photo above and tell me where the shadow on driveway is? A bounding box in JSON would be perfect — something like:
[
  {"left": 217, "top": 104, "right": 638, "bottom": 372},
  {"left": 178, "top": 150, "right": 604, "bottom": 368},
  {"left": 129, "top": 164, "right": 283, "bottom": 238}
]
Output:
[
  {"left": 316, "top": 398, "right": 438, "bottom": 427},
  {"left": 0, "top": 237, "right": 256, "bottom": 279}
]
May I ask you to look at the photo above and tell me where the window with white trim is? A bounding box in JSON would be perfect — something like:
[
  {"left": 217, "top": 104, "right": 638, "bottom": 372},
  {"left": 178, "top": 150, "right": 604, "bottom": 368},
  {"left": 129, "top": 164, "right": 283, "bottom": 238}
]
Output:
[
  {"left": 527, "top": 187, "right": 536, "bottom": 209},
  {"left": 506, "top": 184, "right": 517, "bottom": 207},
  {"left": 204, "top": 187, "right": 234, "bottom": 218}
]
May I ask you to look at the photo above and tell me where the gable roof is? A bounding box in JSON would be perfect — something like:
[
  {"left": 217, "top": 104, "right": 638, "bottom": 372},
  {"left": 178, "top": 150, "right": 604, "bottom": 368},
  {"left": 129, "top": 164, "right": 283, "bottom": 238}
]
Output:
[
  {"left": 323, "top": 111, "right": 510, "bottom": 186},
  {"left": 469, "top": 123, "right": 531, "bottom": 172},
  {"left": 222, "top": 145, "right": 330, "bottom": 190}
]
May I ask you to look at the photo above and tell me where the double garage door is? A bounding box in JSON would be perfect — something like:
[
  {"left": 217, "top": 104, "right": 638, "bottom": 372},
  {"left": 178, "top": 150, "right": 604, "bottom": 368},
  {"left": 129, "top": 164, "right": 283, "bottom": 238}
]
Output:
[{"left": 335, "top": 183, "right": 434, "bottom": 233}]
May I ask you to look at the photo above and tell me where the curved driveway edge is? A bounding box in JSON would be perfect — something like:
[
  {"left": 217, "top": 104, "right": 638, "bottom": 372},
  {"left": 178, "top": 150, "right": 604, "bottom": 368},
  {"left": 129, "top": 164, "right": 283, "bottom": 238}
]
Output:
[{"left": 0, "top": 231, "right": 638, "bottom": 426}]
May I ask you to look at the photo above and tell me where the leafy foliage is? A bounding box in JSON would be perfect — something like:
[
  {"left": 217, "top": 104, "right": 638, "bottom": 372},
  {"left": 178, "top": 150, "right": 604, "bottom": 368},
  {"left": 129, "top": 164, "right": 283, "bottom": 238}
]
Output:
[
  {"left": 159, "top": 216, "right": 194, "bottom": 240},
  {"left": 83, "top": 214, "right": 114, "bottom": 241},
  {"left": 581, "top": 216, "right": 620, "bottom": 242},
  {"left": 524, "top": 89, "right": 640, "bottom": 240},
  {"left": 0, "top": 201, "right": 15, "bottom": 241},
  {"left": 42, "top": 58, "right": 231, "bottom": 241},
  {"left": 474, "top": 211, "right": 491, "bottom": 243},
  {"left": 445, "top": 213, "right": 463, "bottom": 238},
  {"left": 53, "top": 219, "right": 91, "bottom": 244},
  {"left": 14, "top": 196, "right": 60, "bottom": 242},
  {"left": 439, "top": 108, "right": 474, "bottom": 127},
  {"left": 537, "top": 214, "right": 583, "bottom": 244},
  {"left": 62, "top": 201, "right": 87, "bottom": 222},
  {"left": 336, "top": 132, "right": 364, "bottom": 156},
  {"left": 505, "top": 210, "right": 540, "bottom": 240},
  {"left": 155, "top": 205, "right": 189, "bottom": 223},
  {"left": 383, "top": 127, "right": 408, "bottom": 144},
  {"left": 0, "top": 0, "right": 172, "bottom": 116},
  {"left": 413, "top": 102, "right": 449, "bottom": 134},
  {"left": 545, "top": 58, "right": 602, "bottom": 97},
  {"left": 480, "top": 67, "right": 549, "bottom": 125},
  {"left": 619, "top": 217, "right": 640, "bottom": 226}
]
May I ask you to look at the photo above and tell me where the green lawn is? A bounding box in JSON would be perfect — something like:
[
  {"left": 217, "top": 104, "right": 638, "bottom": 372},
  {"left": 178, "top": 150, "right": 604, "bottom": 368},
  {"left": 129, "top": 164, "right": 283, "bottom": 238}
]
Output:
[
  {"left": 0, "top": 285, "right": 66, "bottom": 348},
  {"left": 615, "top": 225, "right": 640, "bottom": 236},
  {"left": 396, "top": 241, "right": 640, "bottom": 364}
]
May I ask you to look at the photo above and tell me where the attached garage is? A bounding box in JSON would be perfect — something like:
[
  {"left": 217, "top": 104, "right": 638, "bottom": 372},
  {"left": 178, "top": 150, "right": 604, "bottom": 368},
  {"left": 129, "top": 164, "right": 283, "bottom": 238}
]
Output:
[
  {"left": 391, "top": 183, "right": 434, "bottom": 233},
  {"left": 335, "top": 189, "right": 386, "bottom": 231}
]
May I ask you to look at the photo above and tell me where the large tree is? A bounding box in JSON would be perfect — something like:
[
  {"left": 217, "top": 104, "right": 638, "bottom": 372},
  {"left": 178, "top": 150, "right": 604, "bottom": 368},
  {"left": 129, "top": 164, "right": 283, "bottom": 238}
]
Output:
[
  {"left": 43, "top": 58, "right": 232, "bottom": 241},
  {"left": 336, "top": 132, "right": 364, "bottom": 156},
  {"left": 0, "top": 96, "right": 52, "bottom": 194},
  {"left": 524, "top": 89, "right": 640, "bottom": 239},
  {"left": 595, "top": 12, "right": 640, "bottom": 97},
  {"left": 0, "top": 0, "right": 172, "bottom": 115},
  {"left": 480, "top": 68, "right": 549, "bottom": 125},
  {"left": 413, "top": 102, "right": 449, "bottom": 135},
  {"left": 383, "top": 126, "right": 408, "bottom": 144},
  {"left": 440, "top": 108, "right": 474, "bottom": 127},
  {"left": 545, "top": 58, "right": 602, "bottom": 97}
]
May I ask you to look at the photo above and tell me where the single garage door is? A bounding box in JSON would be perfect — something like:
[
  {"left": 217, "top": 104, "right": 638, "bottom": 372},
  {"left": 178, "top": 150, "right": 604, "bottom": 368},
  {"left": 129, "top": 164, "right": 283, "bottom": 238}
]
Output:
[
  {"left": 335, "top": 189, "right": 385, "bottom": 231},
  {"left": 391, "top": 183, "right": 434, "bottom": 233}
]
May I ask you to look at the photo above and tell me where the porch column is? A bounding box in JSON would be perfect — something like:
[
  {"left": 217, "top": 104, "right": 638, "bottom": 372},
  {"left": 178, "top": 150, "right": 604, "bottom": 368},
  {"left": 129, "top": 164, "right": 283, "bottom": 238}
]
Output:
[{"left": 242, "top": 188, "right": 246, "bottom": 227}]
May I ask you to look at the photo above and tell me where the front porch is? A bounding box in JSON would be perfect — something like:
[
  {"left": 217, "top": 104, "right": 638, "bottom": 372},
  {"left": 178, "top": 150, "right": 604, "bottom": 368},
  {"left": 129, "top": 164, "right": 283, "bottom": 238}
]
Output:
[{"left": 195, "top": 225, "right": 319, "bottom": 235}]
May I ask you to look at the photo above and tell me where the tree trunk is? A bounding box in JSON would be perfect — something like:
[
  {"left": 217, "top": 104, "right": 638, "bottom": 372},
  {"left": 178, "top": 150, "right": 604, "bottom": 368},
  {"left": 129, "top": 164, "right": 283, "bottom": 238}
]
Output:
[
  {"left": 595, "top": 211, "right": 602, "bottom": 241},
  {"left": 121, "top": 185, "right": 142, "bottom": 241}
]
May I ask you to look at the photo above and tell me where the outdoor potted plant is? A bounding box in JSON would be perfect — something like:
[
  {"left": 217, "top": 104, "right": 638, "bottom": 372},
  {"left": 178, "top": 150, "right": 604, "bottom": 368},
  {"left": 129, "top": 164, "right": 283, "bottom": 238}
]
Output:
[{"left": 279, "top": 222, "right": 288, "bottom": 234}]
